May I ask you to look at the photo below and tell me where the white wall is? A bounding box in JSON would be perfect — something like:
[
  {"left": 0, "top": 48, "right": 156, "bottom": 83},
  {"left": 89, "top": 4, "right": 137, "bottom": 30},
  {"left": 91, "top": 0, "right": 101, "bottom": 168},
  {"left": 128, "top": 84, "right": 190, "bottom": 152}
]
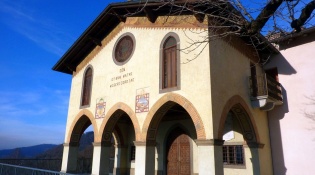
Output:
[{"left": 265, "top": 35, "right": 315, "bottom": 175}]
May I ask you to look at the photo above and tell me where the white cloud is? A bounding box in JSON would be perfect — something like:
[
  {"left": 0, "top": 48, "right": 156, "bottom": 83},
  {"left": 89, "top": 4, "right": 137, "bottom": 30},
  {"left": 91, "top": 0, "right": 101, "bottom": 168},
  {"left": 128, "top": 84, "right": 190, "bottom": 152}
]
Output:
[{"left": 0, "top": 89, "right": 69, "bottom": 117}]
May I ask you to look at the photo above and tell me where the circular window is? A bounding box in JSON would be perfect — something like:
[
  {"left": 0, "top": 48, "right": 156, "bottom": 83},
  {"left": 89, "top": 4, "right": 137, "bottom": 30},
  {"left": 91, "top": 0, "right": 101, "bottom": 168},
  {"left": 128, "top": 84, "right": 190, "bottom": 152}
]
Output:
[{"left": 114, "top": 34, "right": 135, "bottom": 64}]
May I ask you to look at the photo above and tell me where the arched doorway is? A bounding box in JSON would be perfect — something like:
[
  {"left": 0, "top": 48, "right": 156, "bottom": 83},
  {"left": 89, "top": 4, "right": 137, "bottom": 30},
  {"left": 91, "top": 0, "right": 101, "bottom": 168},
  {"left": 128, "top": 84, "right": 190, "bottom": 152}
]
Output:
[
  {"left": 63, "top": 114, "right": 97, "bottom": 174},
  {"left": 166, "top": 127, "right": 191, "bottom": 175},
  {"left": 144, "top": 102, "right": 198, "bottom": 175},
  {"left": 99, "top": 110, "right": 136, "bottom": 175}
]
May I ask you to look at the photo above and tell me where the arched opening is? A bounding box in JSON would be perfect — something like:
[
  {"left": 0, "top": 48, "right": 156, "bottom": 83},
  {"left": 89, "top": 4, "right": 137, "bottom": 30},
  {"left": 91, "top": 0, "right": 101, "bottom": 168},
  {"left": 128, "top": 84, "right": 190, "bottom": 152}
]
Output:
[
  {"left": 65, "top": 115, "right": 95, "bottom": 174},
  {"left": 99, "top": 110, "right": 136, "bottom": 175},
  {"left": 145, "top": 102, "right": 198, "bottom": 175},
  {"left": 220, "top": 103, "right": 261, "bottom": 175}
]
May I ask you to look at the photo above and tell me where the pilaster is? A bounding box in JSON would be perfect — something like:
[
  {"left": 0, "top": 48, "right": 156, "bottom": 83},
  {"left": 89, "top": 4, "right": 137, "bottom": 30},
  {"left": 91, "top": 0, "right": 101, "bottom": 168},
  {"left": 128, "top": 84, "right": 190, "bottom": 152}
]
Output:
[{"left": 195, "top": 139, "right": 224, "bottom": 175}]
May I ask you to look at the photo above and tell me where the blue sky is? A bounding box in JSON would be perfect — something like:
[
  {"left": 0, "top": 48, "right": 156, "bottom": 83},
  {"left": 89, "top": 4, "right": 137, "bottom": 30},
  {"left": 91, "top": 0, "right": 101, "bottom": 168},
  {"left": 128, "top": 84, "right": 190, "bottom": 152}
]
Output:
[
  {"left": 0, "top": 0, "right": 313, "bottom": 150},
  {"left": 0, "top": 0, "right": 118, "bottom": 149}
]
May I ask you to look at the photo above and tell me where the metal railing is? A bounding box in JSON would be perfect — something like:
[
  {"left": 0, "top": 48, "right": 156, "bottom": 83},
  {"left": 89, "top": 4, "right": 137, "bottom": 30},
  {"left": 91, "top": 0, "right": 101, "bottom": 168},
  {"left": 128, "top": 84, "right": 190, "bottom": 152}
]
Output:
[
  {"left": 0, "top": 163, "right": 75, "bottom": 175},
  {"left": 0, "top": 158, "right": 92, "bottom": 174},
  {"left": 0, "top": 159, "right": 62, "bottom": 171},
  {"left": 249, "top": 74, "right": 283, "bottom": 102}
]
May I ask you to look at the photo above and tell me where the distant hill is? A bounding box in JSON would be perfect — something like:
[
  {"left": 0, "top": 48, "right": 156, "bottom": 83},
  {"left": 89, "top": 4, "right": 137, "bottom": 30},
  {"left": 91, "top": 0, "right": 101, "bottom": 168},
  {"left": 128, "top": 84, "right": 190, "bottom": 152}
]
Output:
[
  {"left": 35, "top": 144, "right": 64, "bottom": 159},
  {"left": 0, "top": 132, "right": 94, "bottom": 159},
  {"left": 0, "top": 144, "right": 57, "bottom": 159},
  {"left": 35, "top": 132, "right": 94, "bottom": 159},
  {"left": 79, "top": 131, "right": 94, "bottom": 158}
]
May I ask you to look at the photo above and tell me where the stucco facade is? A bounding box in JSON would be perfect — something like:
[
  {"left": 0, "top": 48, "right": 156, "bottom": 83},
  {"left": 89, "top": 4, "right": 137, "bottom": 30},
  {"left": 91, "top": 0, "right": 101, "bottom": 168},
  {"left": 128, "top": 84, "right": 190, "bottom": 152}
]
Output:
[
  {"left": 53, "top": 2, "right": 278, "bottom": 175},
  {"left": 265, "top": 28, "right": 315, "bottom": 175}
]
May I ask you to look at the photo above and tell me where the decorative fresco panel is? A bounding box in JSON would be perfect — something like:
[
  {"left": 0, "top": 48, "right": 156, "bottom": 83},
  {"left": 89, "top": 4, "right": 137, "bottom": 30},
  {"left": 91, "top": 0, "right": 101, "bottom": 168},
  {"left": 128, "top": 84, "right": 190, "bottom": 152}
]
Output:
[
  {"left": 135, "top": 87, "right": 149, "bottom": 113},
  {"left": 95, "top": 97, "right": 106, "bottom": 119}
]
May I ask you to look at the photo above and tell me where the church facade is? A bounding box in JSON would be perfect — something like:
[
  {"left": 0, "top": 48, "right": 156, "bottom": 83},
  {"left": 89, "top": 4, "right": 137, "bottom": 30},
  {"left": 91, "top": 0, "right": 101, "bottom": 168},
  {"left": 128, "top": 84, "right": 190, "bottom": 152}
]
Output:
[{"left": 53, "top": 1, "right": 283, "bottom": 175}]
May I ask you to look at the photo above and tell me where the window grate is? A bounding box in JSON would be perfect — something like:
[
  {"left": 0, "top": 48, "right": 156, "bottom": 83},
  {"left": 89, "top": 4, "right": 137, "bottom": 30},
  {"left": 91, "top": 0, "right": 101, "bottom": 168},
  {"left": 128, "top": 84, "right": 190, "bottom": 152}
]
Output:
[{"left": 223, "top": 145, "right": 244, "bottom": 165}]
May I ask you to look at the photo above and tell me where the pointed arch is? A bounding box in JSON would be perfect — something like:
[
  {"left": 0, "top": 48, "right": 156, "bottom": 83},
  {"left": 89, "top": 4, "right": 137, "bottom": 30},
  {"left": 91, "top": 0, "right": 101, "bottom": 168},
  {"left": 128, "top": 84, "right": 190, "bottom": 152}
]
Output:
[
  {"left": 218, "top": 95, "right": 260, "bottom": 144},
  {"left": 142, "top": 93, "right": 206, "bottom": 143},
  {"left": 66, "top": 109, "right": 99, "bottom": 144},
  {"left": 99, "top": 102, "right": 141, "bottom": 143}
]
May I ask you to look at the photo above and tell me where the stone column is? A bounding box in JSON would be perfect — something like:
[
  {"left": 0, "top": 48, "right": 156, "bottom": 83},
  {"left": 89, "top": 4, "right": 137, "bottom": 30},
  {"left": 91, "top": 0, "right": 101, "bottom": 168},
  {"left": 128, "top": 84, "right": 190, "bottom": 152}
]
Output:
[
  {"left": 134, "top": 141, "right": 149, "bottom": 175},
  {"left": 145, "top": 142, "right": 156, "bottom": 175},
  {"left": 90, "top": 142, "right": 112, "bottom": 175},
  {"left": 61, "top": 143, "right": 79, "bottom": 173},
  {"left": 195, "top": 139, "right": 224, "bottom": 175},
  {"left": 247, "top": 142, "right": 264, "bottom": 175},
  {"left": 99, "top": 142, "right": 112, "bottom": 175},
  {"left": 91, "top": 142, "right": 102, "bottom": 175}
]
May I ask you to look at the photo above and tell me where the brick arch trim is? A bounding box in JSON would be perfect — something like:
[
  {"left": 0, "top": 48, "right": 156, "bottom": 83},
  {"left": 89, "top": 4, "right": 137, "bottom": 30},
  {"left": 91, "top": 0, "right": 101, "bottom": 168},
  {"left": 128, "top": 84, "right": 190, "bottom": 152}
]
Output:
[
  {"left": 218, "top": 95, "right": 260, "bottom": 143},
  {"left": 98, "top": 102, "right": 141, "bottom": 143},
  {"left": 142, "top": 93, "right": 206, "bottom": 142},
  {"left": 66, "top": 109, "right": 99, "bottom": 144}
]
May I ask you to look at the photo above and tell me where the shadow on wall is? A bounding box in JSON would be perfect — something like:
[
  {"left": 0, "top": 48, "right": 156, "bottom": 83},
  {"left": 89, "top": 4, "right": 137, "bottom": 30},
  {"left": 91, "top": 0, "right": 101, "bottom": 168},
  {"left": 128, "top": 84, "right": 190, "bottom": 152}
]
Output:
[
  {"left": 264, "top": 52, "right": 295, "bottom": 175},
  {"left": 268, "top": 86, "right": 288, "bottom": 175},
  {"left": 266, "top": 53, "right": 297, "bottom": 75}
]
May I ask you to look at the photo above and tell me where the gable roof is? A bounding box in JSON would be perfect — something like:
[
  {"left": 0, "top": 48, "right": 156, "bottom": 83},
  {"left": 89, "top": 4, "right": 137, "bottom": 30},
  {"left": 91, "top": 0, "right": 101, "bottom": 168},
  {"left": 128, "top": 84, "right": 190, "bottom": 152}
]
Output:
[
  {"left": 269, "top": 26, "right": 315, "bottom": 50},
  {"left": 52, "top": 1, "right": 278, "bottom": 74}
]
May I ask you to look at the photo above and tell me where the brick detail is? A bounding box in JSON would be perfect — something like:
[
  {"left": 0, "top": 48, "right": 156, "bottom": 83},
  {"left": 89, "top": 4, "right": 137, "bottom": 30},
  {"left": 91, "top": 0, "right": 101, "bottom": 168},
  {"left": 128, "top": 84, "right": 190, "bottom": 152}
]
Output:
[
  {"left": 98, "top": 102, "right": 141, "bottom": 143},
  {"left": 142, "top": 93, "right": 206, "bottom": 141},
  {"left": 66, "top": 109, "right": 99, "bottom": 144}
]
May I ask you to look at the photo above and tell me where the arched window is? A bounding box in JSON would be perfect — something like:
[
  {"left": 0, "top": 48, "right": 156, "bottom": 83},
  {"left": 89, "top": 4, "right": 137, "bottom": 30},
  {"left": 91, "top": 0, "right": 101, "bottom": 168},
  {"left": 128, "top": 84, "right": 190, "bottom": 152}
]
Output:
[
  {"left": 81, "top": 67, "right": 93, "bottom": 106},
  {"left": 162, "top": 36, "right": 177, "bottom": 89}
]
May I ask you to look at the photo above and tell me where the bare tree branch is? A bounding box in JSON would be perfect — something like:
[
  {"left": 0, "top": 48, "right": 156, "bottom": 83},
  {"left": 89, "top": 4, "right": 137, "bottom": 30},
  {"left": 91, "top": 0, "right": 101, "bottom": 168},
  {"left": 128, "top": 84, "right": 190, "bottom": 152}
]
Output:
[{"left": 291, "top": 0, "right": 315, "bottom": 32}]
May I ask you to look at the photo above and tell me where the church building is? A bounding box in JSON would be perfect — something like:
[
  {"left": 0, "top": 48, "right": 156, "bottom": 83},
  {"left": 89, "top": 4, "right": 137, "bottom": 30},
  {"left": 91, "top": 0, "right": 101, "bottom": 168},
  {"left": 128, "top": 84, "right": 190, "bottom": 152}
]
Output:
[{"left": 53, "top": 1, "right": 284, "bottom": 175}]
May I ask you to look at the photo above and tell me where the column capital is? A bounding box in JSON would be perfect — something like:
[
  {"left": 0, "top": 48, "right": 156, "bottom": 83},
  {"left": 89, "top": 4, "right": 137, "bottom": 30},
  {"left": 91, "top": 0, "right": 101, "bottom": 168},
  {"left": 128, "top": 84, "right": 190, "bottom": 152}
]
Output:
[
  {"left": 92, "top": 142, "right": 102, "bottom": 146},
  {"left": 63, "top": 143, "right": 70, "bottom": 147},
  {"left": 92, "top": 141, "right": 114, "bottom": 147},
  {"left": 133, "top": 141, "right": 146, "bottom": 146},
  {"left": 195, "top": 139, "right": 224, "bottom": 146},
  {"left": 133, "top": 140, "right": 157, "bottom": 147}
]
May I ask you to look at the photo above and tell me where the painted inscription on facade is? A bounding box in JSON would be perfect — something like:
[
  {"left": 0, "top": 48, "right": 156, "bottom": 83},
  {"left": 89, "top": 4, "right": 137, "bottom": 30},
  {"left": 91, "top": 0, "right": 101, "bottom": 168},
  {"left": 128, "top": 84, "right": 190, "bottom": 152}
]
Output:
[{"left": 110, "top": 67, "right": 134, "bottom": 88}]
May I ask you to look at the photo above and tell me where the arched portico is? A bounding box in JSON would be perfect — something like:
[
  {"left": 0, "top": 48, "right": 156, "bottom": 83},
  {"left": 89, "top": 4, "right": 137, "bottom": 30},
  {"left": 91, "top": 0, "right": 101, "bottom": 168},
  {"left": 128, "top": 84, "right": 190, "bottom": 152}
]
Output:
[
  {"left": 66, "top": 109, "right": 99, "bottom": 143},
  {"left": 218, "top": 95, "right": 260, "bottom": 143},
  {"left": 92, "top": 102, "right": 139, "bottom": 175},
  {"left": 99, "top": 102, "right": 141, "bottom": 142},
  {"left": 61, "top": 109, "right": 98, "bottom": 174},
  {"left": 136, "top": 93, "right": 204, "bottom": 175},
  {"left": 218, "top": 95, "right": 263, "bottom": 175},
  {"left": 142, "top": 93, "right": 206, "bottom": 141}
]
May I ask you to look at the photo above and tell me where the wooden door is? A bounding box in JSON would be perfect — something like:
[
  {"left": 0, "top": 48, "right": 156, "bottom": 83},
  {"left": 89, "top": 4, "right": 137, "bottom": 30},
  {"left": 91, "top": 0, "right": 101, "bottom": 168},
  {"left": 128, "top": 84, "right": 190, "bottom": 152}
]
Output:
[{"left": 167, "top": 129, "right": 191, "bottom": 175}]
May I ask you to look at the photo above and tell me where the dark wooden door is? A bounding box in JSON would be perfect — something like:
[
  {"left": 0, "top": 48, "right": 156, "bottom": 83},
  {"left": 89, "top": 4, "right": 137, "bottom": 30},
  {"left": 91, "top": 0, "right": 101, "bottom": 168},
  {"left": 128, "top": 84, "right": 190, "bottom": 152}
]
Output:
[{"left": 167, "top": 129, "right": 191, "bottom": 175}]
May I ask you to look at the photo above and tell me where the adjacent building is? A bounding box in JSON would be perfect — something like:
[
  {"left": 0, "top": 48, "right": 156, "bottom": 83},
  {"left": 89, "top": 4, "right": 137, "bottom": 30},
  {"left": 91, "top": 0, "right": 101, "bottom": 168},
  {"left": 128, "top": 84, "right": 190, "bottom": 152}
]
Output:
[{"left": 266, "top": 27, "right": 315, "bottom": 175}]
